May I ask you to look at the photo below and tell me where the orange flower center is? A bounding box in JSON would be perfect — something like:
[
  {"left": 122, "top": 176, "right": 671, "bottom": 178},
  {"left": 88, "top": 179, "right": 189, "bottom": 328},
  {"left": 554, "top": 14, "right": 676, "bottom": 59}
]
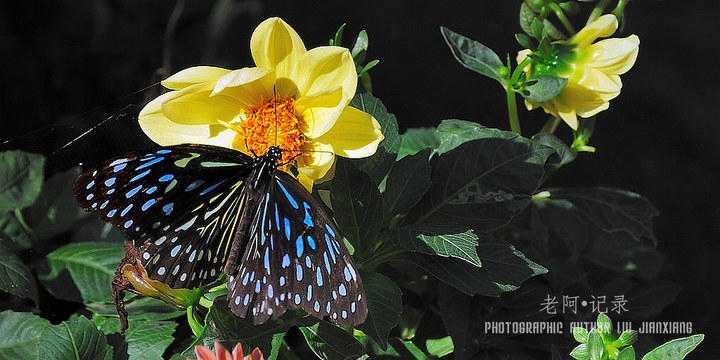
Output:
[{"left": 234, "top": 95, "right": 307, "bottom": 167}]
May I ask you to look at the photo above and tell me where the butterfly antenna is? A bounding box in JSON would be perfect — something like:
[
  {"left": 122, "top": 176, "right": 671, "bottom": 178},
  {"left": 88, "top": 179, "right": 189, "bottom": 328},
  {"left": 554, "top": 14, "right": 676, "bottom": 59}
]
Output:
[{"left": 273, "top": 84, "right": 278, "bottom": 148}]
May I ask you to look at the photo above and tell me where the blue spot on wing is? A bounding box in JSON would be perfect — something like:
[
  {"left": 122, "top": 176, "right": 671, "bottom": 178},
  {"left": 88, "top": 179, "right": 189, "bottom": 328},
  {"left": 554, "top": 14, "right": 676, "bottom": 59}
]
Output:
[
  {"left": 135, "top": 156, "right": 164, "bottom": 171},
  {"left": 302, "top": 202, "right": 313, "bottom": 227},
  {"left": 276, "top": 180, "right": 299, "bottom": 209}
]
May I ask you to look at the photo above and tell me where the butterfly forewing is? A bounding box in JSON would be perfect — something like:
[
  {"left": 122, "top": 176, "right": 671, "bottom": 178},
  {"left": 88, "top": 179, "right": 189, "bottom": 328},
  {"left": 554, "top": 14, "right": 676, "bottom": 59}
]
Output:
[
  {"left": 74, "top": 144, "right": 253, "bottom": 289},
  {"left": 74, "top": 143, "right": 367, "bottom": 327},
  {"left": 226, "top": 170, "right": 367, "bottom": 327}
]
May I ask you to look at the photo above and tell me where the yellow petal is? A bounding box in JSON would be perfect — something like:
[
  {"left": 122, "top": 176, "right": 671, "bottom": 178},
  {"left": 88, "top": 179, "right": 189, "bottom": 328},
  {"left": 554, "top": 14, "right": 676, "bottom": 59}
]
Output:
[
  {"left": 295, "top": 46, "right": 357, "bottom": 101},
  {"left": 586, "top": 35, "right": 639, "bottom": 75},
  {"left": 315, "top": 106, "right": 383, "bottom": 158},
  {"left": 161, "top": 83, "right": 241, "bottom": 125},
  {"left": 212, "top": 67, "right": 276, "bottom": 108},
  {"left": 295, "top": 87, "right": 345, "bottom": 138},
  {"left": 162, "top": 66, "right": 231, "bottom": 90},
  {"left": 296, "top": 142, "right": 335, "bottom": 182},
  {"left": 571, "top": 14, "right": 618, "bottom": 48},
  {"left": 251, "top": 17, "right": 306, "bottom": 96},
  {"left": 516, "top": 48, "right": 532, "bottom": 65},
  {"left": 139, "top": 91, "right": 237, "bottom": 146}
]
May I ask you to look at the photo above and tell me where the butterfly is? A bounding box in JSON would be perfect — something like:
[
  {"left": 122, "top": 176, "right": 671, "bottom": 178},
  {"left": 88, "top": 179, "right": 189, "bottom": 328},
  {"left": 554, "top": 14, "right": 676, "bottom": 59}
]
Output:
[{"left": 73, "top": 144, "right": 367, "bottom": 330}]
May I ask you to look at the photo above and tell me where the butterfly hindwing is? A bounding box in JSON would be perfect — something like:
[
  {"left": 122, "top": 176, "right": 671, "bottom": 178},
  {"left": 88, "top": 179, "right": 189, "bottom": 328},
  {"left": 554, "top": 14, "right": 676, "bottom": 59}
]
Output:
[
  {"left": 74, "top": 144, "right": 253, "bottom": 289},
  {"left": 226, "top": 170, "right": 367, "bottom": 327}
]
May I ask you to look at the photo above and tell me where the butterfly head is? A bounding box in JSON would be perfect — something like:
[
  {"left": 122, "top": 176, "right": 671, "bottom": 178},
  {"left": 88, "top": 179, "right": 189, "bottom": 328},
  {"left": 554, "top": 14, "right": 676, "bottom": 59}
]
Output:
[{"left": 264, "top": 146, "right": 283, "bottom": 165}]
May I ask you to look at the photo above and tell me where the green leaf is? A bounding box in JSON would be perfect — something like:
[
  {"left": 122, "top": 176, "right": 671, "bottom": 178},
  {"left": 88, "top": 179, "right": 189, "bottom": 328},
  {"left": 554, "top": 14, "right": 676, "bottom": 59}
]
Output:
[
  {"left": 356, "top": 271, "right": 402, "bottom": 350},
  {"left": 587, "top": 330, "right": 604, "bottom": 360},
  {"left": 641, "top": 334, "right": 704, "bottom": 360},
  {"left": 349, "top": 93, "right": 401, "bottom": 183},
  {"left": 531, "top": 132, "right": 576, "bottom": 165},
  {"left": 331, "top": 158, "right": 383, "bottom": 256},
  {"left": 398, "top": 127, "right": 441, "bottom": 160},
  {"left": 515, "top": 33, "right": 535, "bottom": 49},
  {"left": 350, "top": 30, "right": 369, "bottom": 58},
  {"left": 388, "top": 338, "right": 429, "bottom": 360},
  {"left": 0, "top": 310, "right": 51, "bottom": 359},
  {"left": 440, "top": 26, "right": 505, "bottom": 84},
  {"left": 549, "top": 187, "right": 659, "bottom": 243},
  {"left": 426, "top": 336, "right": 453, "bottom": 358},
  {"left": 383, "top": 149, "right": 431, "bottom": 221},
  {"left": 350, "top": 93, "right": 401, "bottom": 155},
  {"left": 596, "top": 313, "right": 613, "bottom": 338},
  {"left": 520, "top": 74, "right": 568, "bottom": 103},
  {"left": 0, "top": 250, "right": 38, "bottom": 303},
  {"left": 194, "top": 300, "right": 316, "bottom": 357},
  {"left": 614, "top": 330, "right": 638, "bottom": 347},
  {"left": 40, "top": 242, "right": 124, "bottom": 303},
  {"left": 588, "top": 231, "right": 663, "bottom": 279},
  {"left": 617, "top": 346, "right": 636, "bottom": 360},
  {"left": 437, "top": 284, "right": 470, "bottom": 360},
  {"left": 573, "top": 326, "right": 589, "bottom": 343},
  {"left": 0, "top": 150, "right": 45, "bottom": 211},
  {"left": 388, "top": 224, "right": 481, "bottom": 266},
  {"left": 38, "top": 315, "right": 113, "bottom": 360},
  {"left": 434, "top": 119, "right": 516, "bottom": 155},
  {"left": 570, "top": 343, "right": 591, "bottom": 360},
  {"left": 402, "top": 235, "right": 546, "bottom": 296},
  {"left": 88, "top": 297, "right": 185, "bottom": 324},
  {"left": 299, "top": 321, "right": 364, "bottom": 360},
  {"left": 22, "top": 166, "right": 82, "bottom": 240},
  {"left": 410, "top": 127, "right": 554, "bottom": 231},
  {"left": 0, "top": 211, "right": 32, "bottom": 251},
  {"left": 124, "top": 320, "right": 178, "bottom": 360}
]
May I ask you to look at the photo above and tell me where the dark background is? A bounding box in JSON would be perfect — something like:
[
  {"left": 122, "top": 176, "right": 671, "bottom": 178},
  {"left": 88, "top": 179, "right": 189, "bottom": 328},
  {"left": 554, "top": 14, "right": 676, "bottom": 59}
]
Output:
[{"left": 1, "top": 0, "right": 718, "bottom": 357}]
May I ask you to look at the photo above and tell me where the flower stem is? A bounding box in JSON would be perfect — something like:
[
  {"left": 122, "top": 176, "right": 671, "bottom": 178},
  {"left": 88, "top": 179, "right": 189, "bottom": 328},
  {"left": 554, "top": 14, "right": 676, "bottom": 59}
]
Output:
[
  {"left": 612, "top": 0, "right": 630, "bottom": 18},
  {"left": 541, "top": 116, "right": 562, "bottom": 134},
  {"left": 587, "top": 0, "right": 613, "bottom": 25},
  {"left": 549, "top": 2, "right": 576, "bottom": 36},
  {"left": 506, "top": 58, "right": 532, "bottom": 135}
]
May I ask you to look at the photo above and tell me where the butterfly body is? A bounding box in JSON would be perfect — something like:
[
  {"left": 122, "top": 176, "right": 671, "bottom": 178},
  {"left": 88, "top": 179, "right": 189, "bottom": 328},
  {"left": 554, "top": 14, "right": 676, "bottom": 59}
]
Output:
[{"left": 74, "top": 144, "right": 366, "bottom": 328}]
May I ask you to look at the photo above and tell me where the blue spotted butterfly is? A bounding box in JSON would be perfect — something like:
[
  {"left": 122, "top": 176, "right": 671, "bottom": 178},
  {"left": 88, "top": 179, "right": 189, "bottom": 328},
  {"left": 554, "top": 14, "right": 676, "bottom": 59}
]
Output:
[{"left": 73, "top": 144, "right": 366, "bottom": 329}]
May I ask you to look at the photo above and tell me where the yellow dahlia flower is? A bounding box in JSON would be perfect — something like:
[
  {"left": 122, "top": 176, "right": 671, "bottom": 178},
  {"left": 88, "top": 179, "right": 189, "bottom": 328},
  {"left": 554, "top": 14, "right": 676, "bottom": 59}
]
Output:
[
  {"left": 139, "top": 17, "right": 383, "bottom": 189},
  {"left": 517, "top": 14, "right": 639, "bottom": 129}
]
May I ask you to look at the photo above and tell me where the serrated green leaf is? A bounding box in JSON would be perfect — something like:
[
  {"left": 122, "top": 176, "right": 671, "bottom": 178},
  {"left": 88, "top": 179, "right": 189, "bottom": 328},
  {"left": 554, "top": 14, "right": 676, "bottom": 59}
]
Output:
[
  {"left": 0, "top": 211, "right": 32, "bottom": 251},
  {"left": 0, "top": 151, "right": 45, "bottom": 211},
  {"left": 641, "top": 334, "right": 704, "bottom": 360},
  {"left": 388, "top": 224, "right": 480, "bottom": 266},
  {"left": 531, "top": 132, "right": 576, "bottom": 165},
  {"left": 587, "top": 330, "right": 604, "bottom": 360},
  {"left": 300, "top": 321, "right": 364, "bottom": 360},
  {"left": 383, "top": 149, "right": 431, "bottom": 221},
  {"left": 331, "top": 158, "right": 383, "bottom": 256},
  {"left": 520, "top": 74, "right": 568, "bottom": 102},
  {"left": 22, "top": 166, "right": 82, "bottom": 240},
  {"left": 40, "top": 242, "right": 124, "bottom": 303},
  {"left": 426, "top": 336, "right": 453, "bottom": 358},
  {"left": 349, "top": 93, "right": 400, "bottom": 184},
  {"left": 438, "top": 284, "right": 469, "bottom": 360},
  {"left": 356, "top": 271, "right": 402, "bottom": 350},
  {"left": 441, "top": 27, "right": 505, "bottom": 84},
  {"left": 402, "top": 235, "right": 546, "bottom": 296},
  {"left": 549, "top": 187, "right": 659, "bottom": 243},
  {"left": 124, "top": 320, "right": 178, "bottom": 360},
  {"left": 87, "top": 297, "right": 185, "bottom": 325},
  {"left": 398, "top": 127, "right": 440, "bottom": 160},
  {"left": 410, "top": 127, "right": 554, "bottom": 231},
  {"left": 0, "top": 310, "right": 51, "bottom": 359},
  {"left": 350, "top": 92, "right": 401, "bottom": 155},
  {"left": 38, "top": 315, "right": 113, "bottom": 360},
  {"left": 0, "top": 250, "right": 38, "bottom": 303},
  {"left": 193, "top": 299, "right": 316, "bottom": 357}
]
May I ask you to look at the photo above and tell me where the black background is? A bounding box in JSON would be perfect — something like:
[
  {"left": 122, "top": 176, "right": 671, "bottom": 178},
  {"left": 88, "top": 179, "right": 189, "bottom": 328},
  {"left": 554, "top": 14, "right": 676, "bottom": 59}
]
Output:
[{"left": 1, "top": 0, "right": 718, "bottom": 357}]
